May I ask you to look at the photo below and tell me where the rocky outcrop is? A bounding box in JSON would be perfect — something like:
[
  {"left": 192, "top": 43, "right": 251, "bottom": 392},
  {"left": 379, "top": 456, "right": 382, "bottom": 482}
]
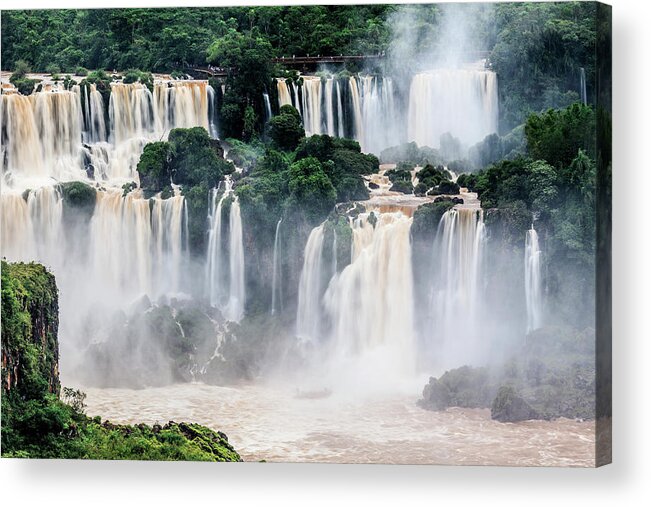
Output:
[
  {"left": 491, "top": 386, "right": 539, "bottom": 422},
  {"left": 417, "top": 326, "right": 596, "bottom": 422}
]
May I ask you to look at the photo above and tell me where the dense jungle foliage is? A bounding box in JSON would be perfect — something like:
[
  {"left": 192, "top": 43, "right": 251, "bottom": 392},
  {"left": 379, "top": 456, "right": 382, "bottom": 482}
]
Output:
[{"left": 2, "top": 2, "right": 598, "bottom": 132}]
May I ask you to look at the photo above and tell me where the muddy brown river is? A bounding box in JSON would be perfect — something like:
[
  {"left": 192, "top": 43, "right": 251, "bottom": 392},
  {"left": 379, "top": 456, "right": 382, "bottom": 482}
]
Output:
[{"left": 81, "top": 382, "right": 595, "bottom": 466}]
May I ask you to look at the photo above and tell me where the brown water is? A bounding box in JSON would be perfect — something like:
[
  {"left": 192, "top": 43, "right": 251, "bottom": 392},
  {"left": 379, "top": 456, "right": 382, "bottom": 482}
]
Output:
[{"left": 81, "top": 383, "right": 595, "bottom": 467}]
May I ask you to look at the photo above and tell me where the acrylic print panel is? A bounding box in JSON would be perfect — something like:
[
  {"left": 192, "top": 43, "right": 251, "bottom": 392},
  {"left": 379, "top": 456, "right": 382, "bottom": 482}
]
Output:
[{"left": 0, "top": 1, "right": 611, "bottom": 466}]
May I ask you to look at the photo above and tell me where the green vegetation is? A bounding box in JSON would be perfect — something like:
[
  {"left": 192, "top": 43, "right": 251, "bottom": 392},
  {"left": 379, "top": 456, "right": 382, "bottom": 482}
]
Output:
[
  {"left": 269, "top": 105, "right": 304, "bottom": 151},
  {"left": 287, "top": 157, "right": 337, "bottom": 225},
  {"left": 1, "top": 261, "right": 241, "bottom": 461},
  {"left": 136, "top": 127, "right": 234, "bottom": 254},
  {"left": 57, "top": 181, "right": 97, "bottom": 213},
  {"left": 490, "top": 2, "right": 597, "bottom": 129},
  {"left": 9, "top": 60, "right": 39, "bottom": 95},
  {"left": 122, "top": 68, "right": 153, "bottom": 91},
  {"left": 471, "top": 103, "right": 597, "bottom": 326},
  {"left": 2, "top": 4, "right": 598, "bottom": 134}
]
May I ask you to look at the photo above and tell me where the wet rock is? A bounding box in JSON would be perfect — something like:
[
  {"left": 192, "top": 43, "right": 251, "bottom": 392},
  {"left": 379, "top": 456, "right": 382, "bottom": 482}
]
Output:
[
  {"left": 491, "top": 386, "right": 539, "bottom": 422},
  {"left": 417, "top": 376, "right": 451, "bottom": 411},
  {"left": 368, "top": 182, "right": 380, "bottom": 189}
]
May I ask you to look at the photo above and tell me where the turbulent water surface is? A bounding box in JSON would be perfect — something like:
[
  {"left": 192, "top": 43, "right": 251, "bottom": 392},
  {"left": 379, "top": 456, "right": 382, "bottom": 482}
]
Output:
[{"left": 82, "top": 383, "right": 595, "bottom": 466}]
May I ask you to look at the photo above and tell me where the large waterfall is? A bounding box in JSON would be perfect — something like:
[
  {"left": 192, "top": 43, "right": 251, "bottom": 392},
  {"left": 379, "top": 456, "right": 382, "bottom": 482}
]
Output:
[
  {"left": 1, "top": 78, "right": 214, "bottom": 381},
  {"left": 275, "top": 65, "right": 497, "bottom": 155},
  {"left": 205, "top": 179, "right": 246, "bottom": 323},
  {"left": 525, "top": 225, "right": 543, "bottom": 333},
  {"left": 407, "top": 68, "right": 499, "bottom": 149},
  {"left": 324, "top": 212, "right": 416, "bottom": 377}
]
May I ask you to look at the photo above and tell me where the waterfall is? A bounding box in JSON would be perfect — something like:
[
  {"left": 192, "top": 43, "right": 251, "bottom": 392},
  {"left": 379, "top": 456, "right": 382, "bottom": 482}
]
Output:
[
  {"left": 1, "top": 76, "right": 212, "bottom": 383},
  {"left": 1, "top": 91, "right": 83, "bottom": 181},
  {"left": 206, "top": 183, "right": 228, "bottom": 308},
  {"left": 359, "top": 76, "right": 397, "bottom": 155},
  {"left": 335, "top": 81, "right": 344, "bottom": 138},
  {"left": 525, "top": 225, "right": 543, "bottom": 333},
  {"left": 205, "top": 178, "right": 246, "bottom": 323},
  {"left": 323, "top": 211, "right": 416, "bottom": 376},
  {"left": 0, "top": 186, "right": 63, "bottom": 266},
  {"left": 296, "top": 223, "right": 326, "bottom": 341},
  {"left": 1, "top": 79, "right": 212, "bottom": 185},
  {"left": 407, "top": 69, "right": 498, "bottom": 148},
  {"left": 348, "top": 77, "right": 363, "bottom": 146},
  {"left": 579, "top": 67, "right": 587, "bottom": 105},
  {"left": 407, "top": 68, "right": 498, "bottom": 149},
  {"left": 226, "top": 198, "right": 245, "bottom": 323},
  {"left": 271, "top": 218, "right": 283, "bottom": 315},
  {"left": 207, "top": 84, "right": 219, "bottom": 138},
  {"left": 89, "top": 189, "right": 187, "bottom": 299},
  {"left": 324, "top": 79, "right": 335, "bottom": 136},
  {"left": 273, "top": 66, "right": 498, "bottom": 156},
  {"left": 429, "top": 207, "right": 486, "bottom": 365},
  {"left": 301, "top": 76, "right": 323, "bottom": 136},
  {"left": 277, "top": 79, "right": 292, "bottom": 108},
  {"left": 263, "top": 92, "right": 273, "bottom": 124}
]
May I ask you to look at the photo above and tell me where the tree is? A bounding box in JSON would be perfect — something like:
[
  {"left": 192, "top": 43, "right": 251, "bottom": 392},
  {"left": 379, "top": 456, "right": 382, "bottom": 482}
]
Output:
[
  {"left": 136, "top": 142, "right": 172, "bottom": 193},
  {"left": 269, "top": 105, "right": 305, "bottom": 151},
  {"left": 525, "top": 103, "right": 596, "bottom": 168},
  {"left": 287, "top": 157, "right": 336, "bottom": 224}
]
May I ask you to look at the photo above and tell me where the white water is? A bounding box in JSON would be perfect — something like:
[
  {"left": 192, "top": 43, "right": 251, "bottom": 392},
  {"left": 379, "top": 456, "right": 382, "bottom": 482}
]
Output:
[
  {"left": 262, "top": 92, "right": 272, "bottom": 123},
  {"left": 407, "top": 68, "right": 499, "bottom": 149},
  {"left": 1, "top": 77, "right": 212, "bottom": 381},
  {"left": 296, "top": 223, "right": 326, "bottom": 342},
  {"left": 226, "top": 198, "right": 245, "bottom": 322},
  {"left": 275, "top": 66, "right": 497, "bottom": 155},
  {"left": 205, "top": 178, "right": 246, "bottom": 323},
  {"left": 324, "top": 212, "right": 416, "bottom": 381},
  {"left": 525, "top": 225, "right": 544, "bottom": 333},
  {"left": 429, "top": 206, "right": 486, "bottom": 366},
  {"left": 271, "top": 218, "right": 283, "bottom": 315}
]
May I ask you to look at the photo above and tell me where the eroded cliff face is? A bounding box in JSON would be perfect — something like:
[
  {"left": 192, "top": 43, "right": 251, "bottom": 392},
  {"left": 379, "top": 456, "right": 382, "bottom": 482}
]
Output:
[{"left": 1, "top": 261, "right": 60, "bottom": 400}]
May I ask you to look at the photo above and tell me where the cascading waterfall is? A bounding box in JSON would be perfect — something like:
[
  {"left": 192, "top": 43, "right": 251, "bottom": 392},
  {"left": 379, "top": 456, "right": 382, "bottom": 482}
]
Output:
[
  {"left": 271, "top": 218, "right": 284, "bottom": 315},
  {"left": 429, "top": 207, "right": 486, "bottom": 365},
  {"left": 277, "top": 78, "right": 292, "bottom": 108},
  {"left": 205, "top": 178, "right": 246, "bottom": 323},
  {"left": 525, "top": 225, "right": 543, "bottom": 333},
  {"left": 226, "top": 197, "right": 245, "bottom": 323},
  {"left": 275, "top": 66, "right": 497, "bottom": 155},
  {"left": 206, "top": 183, "right": 228, "bottom": 308},
  {"left": 1, "top": 76, "right": 211, "bottom": 382},
  {"left": 301, "top": 76, "right": 323, "bottom": 136},
  {"left": 407, "top": 68, "right": 498, "bottom": 149},
  {"left": 1, "top": 91, "right": 84, "bottom": 181},
  {"left": 323, "top": 212, "right": 416, "bottom": 377},
  {"left": 89, "top": 188, "right": 188, "bottom": 300},
  {"left": 296, "top": 223, "right": 326, "bottom": 341},
  {"left": 207, "top": 84, "right": 219, "bottom": 138},
  {"left": 0, "top": 186, "right": 63, "bottom": 265}
]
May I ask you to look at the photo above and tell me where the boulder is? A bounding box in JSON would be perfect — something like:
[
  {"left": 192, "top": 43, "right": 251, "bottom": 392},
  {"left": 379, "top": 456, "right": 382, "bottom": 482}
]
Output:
[
  {"left": 491, "top": 385, "right": 539, "bottom": 422},
  {"left": 417, "top": 376, "right": 451, "bottom": 411}
]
